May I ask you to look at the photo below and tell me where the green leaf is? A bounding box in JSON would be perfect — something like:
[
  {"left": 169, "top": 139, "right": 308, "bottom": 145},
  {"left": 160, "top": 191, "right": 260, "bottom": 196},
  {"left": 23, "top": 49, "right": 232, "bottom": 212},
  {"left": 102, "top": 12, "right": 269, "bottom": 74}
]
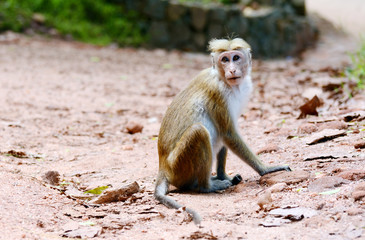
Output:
[
  {"left": 79, "top": 220, "right": 96, "bottom": 226},
  {"left": 162, "top": 63, "right": 173, "bottom": 69},
  {"left": 84, "top": 186, "right": 109, "bottom": 195},
  {"left": 319, "top": 188, "right": 341, "bottom": 195}
]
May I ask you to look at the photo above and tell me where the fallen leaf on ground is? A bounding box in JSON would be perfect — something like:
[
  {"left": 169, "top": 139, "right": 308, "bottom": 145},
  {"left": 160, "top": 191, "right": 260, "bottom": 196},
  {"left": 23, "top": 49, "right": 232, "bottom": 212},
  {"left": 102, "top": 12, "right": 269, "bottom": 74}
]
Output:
[
  {"left": 298, "top": 95, "right": 322, "bottom": 119},
  {"left": 318, "top": 188, "right": 341, "bottom": 195},
  {"left": 269, "top": 206, "right": 318, "bottom": 220},
  {"left": 61, "top": 226, "right": 102, "bottom": 238},
  {"left": 84, "top": 186, "right": 109, "bottom": 195},
  {"left": 125, "top": 122, "right": 143, "bottom": 134},
  {"left": 305, "top": 129, "right": 346, "bottom": 145},
  {"left": 90, "top": 181, "right": 140, "bottom": 204},
  {"left": 260, "top": 217, "right": 291, "bottom": 227}
]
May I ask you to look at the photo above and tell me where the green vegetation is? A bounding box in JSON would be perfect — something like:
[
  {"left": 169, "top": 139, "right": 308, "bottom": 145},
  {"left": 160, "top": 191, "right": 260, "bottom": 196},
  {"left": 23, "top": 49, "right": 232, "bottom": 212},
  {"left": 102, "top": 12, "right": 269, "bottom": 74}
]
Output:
[
  {"left": 346, "top": 40, "right": 365, "bottom": 90},
  {"left": 0, "top": 0, "right": 146, "bottom": 46}
]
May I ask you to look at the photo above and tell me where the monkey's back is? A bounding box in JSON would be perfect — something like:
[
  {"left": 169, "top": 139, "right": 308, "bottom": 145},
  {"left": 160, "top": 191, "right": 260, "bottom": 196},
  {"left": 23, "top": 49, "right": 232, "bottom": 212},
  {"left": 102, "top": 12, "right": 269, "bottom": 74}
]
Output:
[{"left": 157, "top": 68, "right": 229, "bottom": 163}]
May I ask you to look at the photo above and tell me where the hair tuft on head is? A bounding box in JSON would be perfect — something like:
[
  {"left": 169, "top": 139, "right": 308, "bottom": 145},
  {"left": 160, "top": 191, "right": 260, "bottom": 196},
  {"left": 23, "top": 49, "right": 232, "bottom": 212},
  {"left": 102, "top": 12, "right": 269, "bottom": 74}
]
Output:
[{"left": 208, "top": 38, "right": 251, "bottom": 53}]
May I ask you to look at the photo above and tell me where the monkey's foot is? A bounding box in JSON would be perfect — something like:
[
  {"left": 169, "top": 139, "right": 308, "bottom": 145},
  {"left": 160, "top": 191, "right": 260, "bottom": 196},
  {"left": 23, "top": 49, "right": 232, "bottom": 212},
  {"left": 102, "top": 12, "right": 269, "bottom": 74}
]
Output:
[
  {"left": 200, "top": 179, "right": 232, "bottom": 193},
  {"left": 231, "top": 174, "right": 242, "bottom": 185},
  {"left": 261, "top": 165, "right": 291, "bottom": 176}
]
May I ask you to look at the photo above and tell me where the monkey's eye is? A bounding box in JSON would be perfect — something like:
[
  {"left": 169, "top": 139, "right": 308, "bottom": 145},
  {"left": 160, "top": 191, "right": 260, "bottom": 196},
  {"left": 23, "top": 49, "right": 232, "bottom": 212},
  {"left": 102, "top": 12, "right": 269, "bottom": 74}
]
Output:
[
  {"left": 233, "top": 55, "right": 240, "bottom": 61},
  {"left": 221, "top": 56, "right": 229, "bottom": 63}
]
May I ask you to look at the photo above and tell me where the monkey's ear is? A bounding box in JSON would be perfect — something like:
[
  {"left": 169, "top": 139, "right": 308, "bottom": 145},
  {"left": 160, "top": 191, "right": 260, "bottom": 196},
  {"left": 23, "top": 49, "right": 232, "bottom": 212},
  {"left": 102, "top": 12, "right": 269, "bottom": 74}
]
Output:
[{"left": 211, "top": 53, "right": 216, "bottom": 69}]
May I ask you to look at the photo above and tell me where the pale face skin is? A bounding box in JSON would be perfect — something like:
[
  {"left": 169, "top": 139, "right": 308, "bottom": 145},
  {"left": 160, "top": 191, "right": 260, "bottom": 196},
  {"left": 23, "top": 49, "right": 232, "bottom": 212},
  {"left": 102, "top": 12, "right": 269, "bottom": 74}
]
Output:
[{"left": 216, "top": 50, "right": 250, "bottom": 87}]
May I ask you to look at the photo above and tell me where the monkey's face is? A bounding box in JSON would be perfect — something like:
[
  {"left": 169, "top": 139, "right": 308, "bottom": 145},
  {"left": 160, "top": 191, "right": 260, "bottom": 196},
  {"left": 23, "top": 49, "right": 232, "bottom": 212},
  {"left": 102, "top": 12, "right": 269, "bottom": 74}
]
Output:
[{"left": 217, "top": 50, "right": 250, "bottom": 87}]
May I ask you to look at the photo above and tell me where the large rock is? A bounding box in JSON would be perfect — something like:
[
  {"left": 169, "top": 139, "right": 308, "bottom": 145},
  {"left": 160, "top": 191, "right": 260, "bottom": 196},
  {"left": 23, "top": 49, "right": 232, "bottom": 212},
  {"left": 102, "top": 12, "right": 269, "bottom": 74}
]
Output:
[
  {"left": 226, "top": 9, "right": 247, "bottom": 36},
  {"left": 190, "top": 6, "right": 208, "bottom": 31},
  {"left": 192, "top": 33, "right": 206, "bottom": 51},
  {"left": 148, "top": 21, "right": 169, "bottom": 47},
  {"left": 207, "top": 23, "right": 224, "bottom": 40},
  {"left": 167, "top": 2, "right": 188, "bottom": 21},
  {"left": 144, "top": 0, "right": 167, "bottom": 20},
  {"left": 209, "top": 7, "right": 226, "bottom": 22},
  {"left": 169, "top": 20, "right": 191, "bottom": 47},
  {"left": 290, "top": 0, "right": 306, "bottom": 16}
]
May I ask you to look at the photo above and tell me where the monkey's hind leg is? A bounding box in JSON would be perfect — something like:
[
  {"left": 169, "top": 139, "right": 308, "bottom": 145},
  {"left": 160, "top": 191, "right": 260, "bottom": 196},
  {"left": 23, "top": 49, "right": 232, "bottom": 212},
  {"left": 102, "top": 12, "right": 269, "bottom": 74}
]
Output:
[
  {"left": 170, "top": 124, "right": 232, "bottom": 193},
  {"left": 213, "top": 147, "right": 242, "bottom": 185}
]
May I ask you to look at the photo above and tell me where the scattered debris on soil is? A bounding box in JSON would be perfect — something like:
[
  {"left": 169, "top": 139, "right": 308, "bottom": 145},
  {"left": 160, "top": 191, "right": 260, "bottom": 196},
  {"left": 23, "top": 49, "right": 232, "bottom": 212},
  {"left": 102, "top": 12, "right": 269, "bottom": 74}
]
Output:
[
  {"left": 0, "top": 17, "right": 364, "bottom": 239},
  {"left": 90, "top": 181, "right": 140, "bottom": 204}
]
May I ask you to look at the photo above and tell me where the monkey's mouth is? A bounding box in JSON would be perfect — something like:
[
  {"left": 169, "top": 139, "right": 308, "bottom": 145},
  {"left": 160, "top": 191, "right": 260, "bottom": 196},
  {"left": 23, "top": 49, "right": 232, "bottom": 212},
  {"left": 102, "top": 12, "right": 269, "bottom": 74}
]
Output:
[{"left": 227, "top": 77, "right": 241, "bottom": 82}]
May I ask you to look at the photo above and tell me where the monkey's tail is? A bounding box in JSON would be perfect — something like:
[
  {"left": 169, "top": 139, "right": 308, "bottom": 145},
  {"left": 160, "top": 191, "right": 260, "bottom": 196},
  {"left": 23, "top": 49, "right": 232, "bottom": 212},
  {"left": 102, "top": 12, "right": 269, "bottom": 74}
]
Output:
[{"left": 154, "top": 172, "right": 201, "bottom": 225}]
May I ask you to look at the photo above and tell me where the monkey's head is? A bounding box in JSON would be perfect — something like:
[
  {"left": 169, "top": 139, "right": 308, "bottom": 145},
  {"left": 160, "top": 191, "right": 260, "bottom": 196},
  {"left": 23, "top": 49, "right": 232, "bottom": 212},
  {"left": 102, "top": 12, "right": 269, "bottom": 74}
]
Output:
[{"left": 209, "top": 38, "right": 251, "bottom": 87}]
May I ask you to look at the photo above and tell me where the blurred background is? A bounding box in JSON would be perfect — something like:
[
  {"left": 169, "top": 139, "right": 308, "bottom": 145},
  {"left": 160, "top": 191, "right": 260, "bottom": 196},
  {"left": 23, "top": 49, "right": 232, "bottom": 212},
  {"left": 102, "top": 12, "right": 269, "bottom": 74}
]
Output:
[{"left": 0, "top": 0, "right": 364, "bottom": 55}]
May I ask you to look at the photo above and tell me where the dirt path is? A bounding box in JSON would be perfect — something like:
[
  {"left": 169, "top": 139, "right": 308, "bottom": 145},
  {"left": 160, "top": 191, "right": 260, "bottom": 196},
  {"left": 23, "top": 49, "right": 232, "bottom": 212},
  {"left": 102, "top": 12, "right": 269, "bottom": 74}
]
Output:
[{"left": 0, "top": 17, "right": 364, "bottom": 239}]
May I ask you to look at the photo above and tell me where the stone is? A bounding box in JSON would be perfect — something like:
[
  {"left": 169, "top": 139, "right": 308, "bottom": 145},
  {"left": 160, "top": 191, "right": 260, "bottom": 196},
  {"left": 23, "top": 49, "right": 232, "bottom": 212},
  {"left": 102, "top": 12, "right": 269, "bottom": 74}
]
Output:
[
  {"left": 337, "top": 170, "right": 365, "bottom": 181},
  {"left": 354, "top": 182, "right": 365, "bottom": 192},
  {"left": 354, "top": 141, "right": 365, "bottom": 149},
  {"left": 318, "top": 121, "right": 347, "bottom": 131},
  {"left": 144, "top": 0, "right": 167, "bottom": 20},
  {"left": 308, "top": 176, "right": 346, "bottom": 193},
  {"left": 148, "top": 21, "right": 169, "bottom": 47},
  {"left": 226, "top": 14, "right": 247, "bottom": 36},
  {"left": 209, "top": 7, "right": 226, "bottom": 22},
  {"left": 268, "top": 182, "right": 287, "bottom": 193},
  {"left": 257, "top": 190, "right": 273, "bottom": 210},
  {"left": 298, "top": 123, "right": 318, "bottom": 134},
  {"left": 207, "top": 23, "right": 224, "bottom": 40},
  {"left": 190, "top": 6, "right": 208, "bottom": 31},
  {"left": 259, "top": 170, "right": 309, "bottom": 186},
  {"left": 256, "top": 143, "right": 279, "bottom": 155},
  {"left": 346, "top": 208, "right": 363, "bottom": 216},
  {"left": 167, "top": 2, "right": 188, "bottom": 21},
  {"left": 42, "top": 171, "right": 60, "bottom": 185},
  {"left": 291, "top": 0, "right": 306, "bottom": 16},
  {"left": 352, "top": 191, "right": 365, "bottom": 201},
  {"left": 192, "top": 33, "right": 206, "bottom": 50},
  {"left": 169, "top": 20, "right": 191, "bottom": 47}
]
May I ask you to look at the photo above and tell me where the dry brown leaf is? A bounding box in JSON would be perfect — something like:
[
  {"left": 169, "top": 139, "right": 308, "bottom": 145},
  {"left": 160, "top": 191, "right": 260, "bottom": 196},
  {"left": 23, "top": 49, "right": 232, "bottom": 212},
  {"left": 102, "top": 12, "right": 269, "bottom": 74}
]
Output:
[{"left": 298, "top": 95, "right": 322, "bottom": 119}]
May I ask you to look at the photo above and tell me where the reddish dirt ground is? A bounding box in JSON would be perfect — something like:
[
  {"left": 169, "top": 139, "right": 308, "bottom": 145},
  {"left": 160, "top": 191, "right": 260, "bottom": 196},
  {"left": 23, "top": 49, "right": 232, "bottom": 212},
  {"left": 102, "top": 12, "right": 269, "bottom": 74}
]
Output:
[{"left": 0, "top": 18, "right": 364, "bottom": 239}]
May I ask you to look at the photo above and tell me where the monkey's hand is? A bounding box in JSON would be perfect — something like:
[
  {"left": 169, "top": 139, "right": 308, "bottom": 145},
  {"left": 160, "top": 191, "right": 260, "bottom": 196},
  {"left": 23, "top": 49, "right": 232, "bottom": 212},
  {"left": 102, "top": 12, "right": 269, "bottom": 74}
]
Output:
[
  {"left": 260, "top": 165, "right": 291, "bottom": 176},
  {"left": 231, "top": 174, "right": 242, "bottom": 185}
]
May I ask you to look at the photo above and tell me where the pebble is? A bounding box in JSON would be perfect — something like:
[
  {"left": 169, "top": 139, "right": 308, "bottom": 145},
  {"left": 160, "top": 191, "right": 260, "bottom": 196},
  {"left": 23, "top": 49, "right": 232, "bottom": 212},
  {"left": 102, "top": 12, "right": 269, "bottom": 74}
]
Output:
[
  {"left": 256, "top": 143, "right": 279, "bottom": 155},
  {"left": 318, "top": 121, "right": 347, "bottom": 131},
  {"left": 346, "top": 207, "right": 363, "bottom": 216},
  {"left": 268, "top": 182, "right": 287, "bottom": 193},
  {"left": 42, "top": 171, "right": 60, "bottom": 185},
  {"left": 298, "top": 123, "right": 318, "bottom": 134},
  {"left": 352, "top": 182, "right": 365, "bottom": 201},
  {"left": 354, "top": 141, "right": 365, "bottom": 149},
  {"left": 337, "top": 169, "right": 365, "bottom": 181}
]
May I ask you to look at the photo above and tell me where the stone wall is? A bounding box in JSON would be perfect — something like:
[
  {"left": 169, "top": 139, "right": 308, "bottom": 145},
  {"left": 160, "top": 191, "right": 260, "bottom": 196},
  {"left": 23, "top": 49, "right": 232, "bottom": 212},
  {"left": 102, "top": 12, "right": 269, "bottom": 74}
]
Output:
[{"left": 114, "top": 0, "right": 317, "bottom": 58}]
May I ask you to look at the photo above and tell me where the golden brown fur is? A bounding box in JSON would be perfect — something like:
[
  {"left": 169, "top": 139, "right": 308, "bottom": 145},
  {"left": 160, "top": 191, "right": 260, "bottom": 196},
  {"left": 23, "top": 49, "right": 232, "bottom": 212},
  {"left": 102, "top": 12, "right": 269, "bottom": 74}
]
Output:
[{"left": 154, "top": 38, "right": 290, "bottom": 225}]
